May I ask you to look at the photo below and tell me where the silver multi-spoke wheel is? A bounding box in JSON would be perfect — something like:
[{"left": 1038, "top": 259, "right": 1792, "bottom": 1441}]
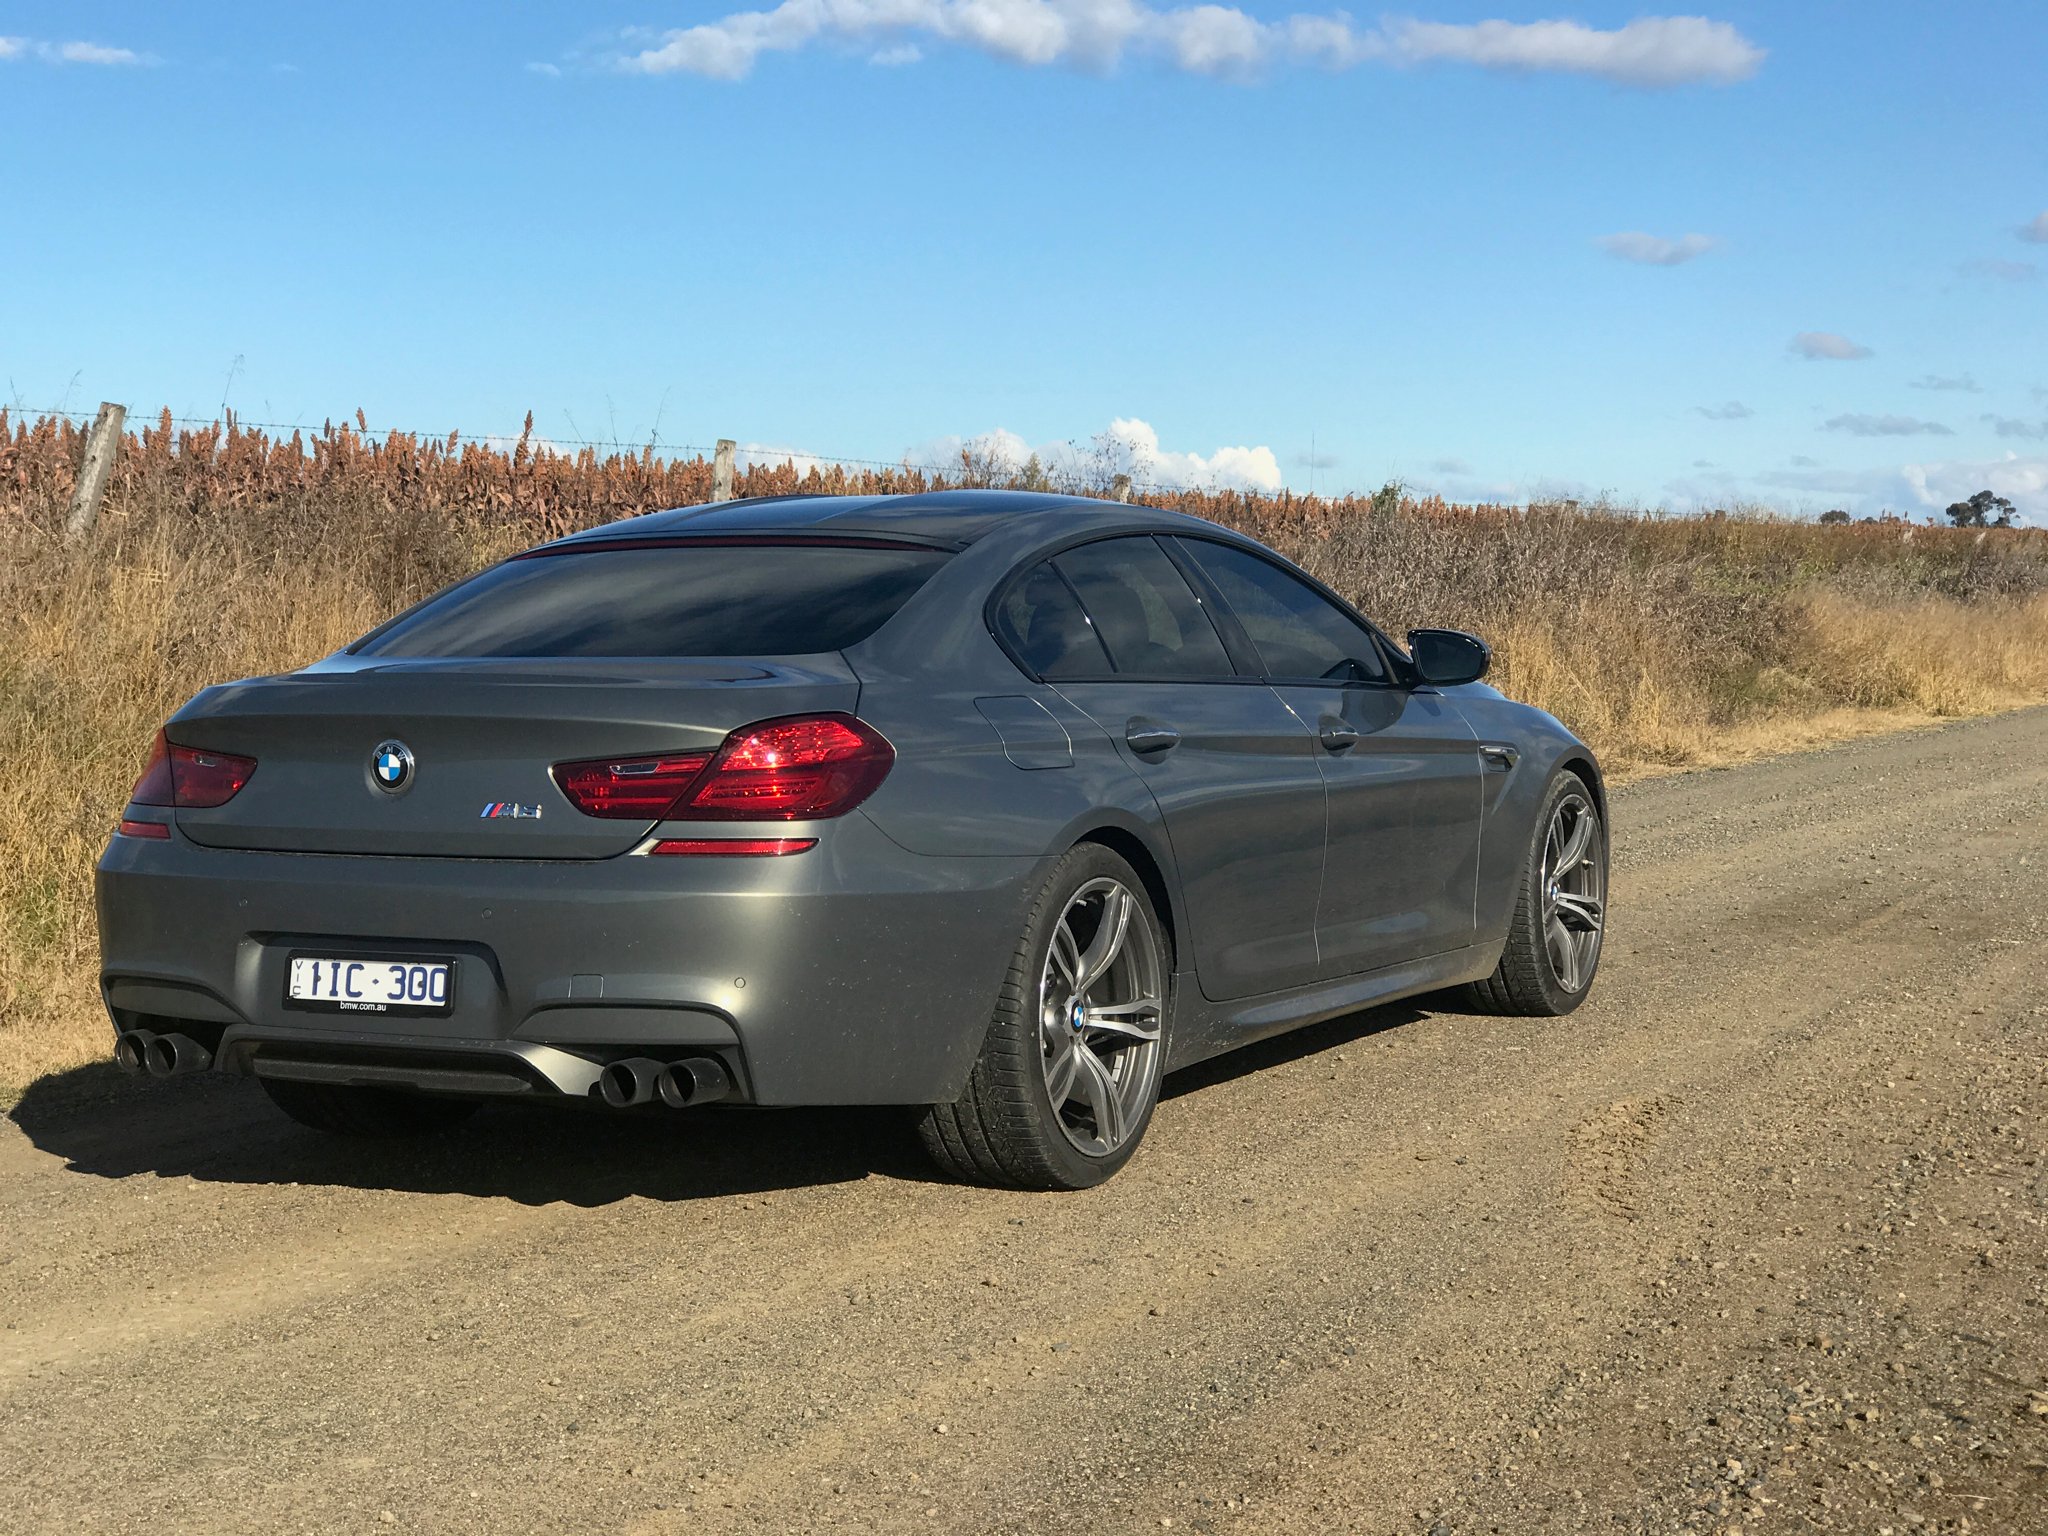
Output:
[
  {"left": 1540, "top": 791, "right": 1605, "bottom": 993},
  {"left": 1036, "top": 877, "right": 1164, "bottom": 1157},
  {"left": 920, "top": 846, "right": 1171, "bottom": 1188}
]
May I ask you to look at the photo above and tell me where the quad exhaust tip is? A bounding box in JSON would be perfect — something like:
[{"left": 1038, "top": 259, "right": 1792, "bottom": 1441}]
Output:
[
  {"left": 114, "top": 1029, "right": 154, "bottom": 1073},
  {"left": 595, "top": 1057, "right": 663, "bottom": 1109},
  {"left": 594, "top": 1056, "right": 731, "bottom": 1110},
  {"left": 116, "top": 1030, "right": 213, "bottom": 1077},
  {"left": 657, "top": 1056, "right": 731, "bottom": 1109}
]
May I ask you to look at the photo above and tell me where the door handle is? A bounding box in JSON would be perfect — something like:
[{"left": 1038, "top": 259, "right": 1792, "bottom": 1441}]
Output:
[
  {"left": 1317, "top": 719, "right": 1361, "bottom": 752},
  {"left": 1479, "top": 743, "right": 1518, "bottom": 770},
  {"left": 1124, "top": 720, "right": 1181, "bottom": 755}
]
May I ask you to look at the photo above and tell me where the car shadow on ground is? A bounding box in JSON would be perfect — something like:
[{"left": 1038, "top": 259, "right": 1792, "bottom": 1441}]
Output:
[
  {"left": 1161, "top": 1003, "right": 1425, "bottom": 1102},
  {"left": 8, "top": 1000, "right": 1436, "bottom": 1207}
]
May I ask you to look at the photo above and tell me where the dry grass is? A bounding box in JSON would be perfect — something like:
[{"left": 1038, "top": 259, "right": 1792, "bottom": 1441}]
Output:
[{"left": 5, "top": 409, "right": 2048, "bottom": 1096}]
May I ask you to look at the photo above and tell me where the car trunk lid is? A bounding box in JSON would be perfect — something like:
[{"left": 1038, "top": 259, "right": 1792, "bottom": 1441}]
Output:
[{"left": 165, "top": 656, "right": 861, "bottom": 858}]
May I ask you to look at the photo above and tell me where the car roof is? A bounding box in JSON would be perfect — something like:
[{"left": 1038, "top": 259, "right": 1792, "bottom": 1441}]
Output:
[{"left": 540, "top": 489, "right": 1227, "bottom": 551}]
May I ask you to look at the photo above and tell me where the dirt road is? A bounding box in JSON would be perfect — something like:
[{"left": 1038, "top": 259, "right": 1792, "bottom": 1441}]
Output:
[{"left": 5, "top": 710, "right": 2046, "bottom": 1535}]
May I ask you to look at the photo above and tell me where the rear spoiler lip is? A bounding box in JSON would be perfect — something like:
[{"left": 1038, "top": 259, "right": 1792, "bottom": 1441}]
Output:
[{"left": 513, "top": 532, "right": 966, "bottom": 558}]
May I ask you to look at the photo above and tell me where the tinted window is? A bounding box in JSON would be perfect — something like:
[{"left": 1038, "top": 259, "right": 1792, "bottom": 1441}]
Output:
[
  {"left": 1181, "top": 540, "right": 1386, "bottom": 683},
  {"left": 354, "top": 544, "right": 948, "bottom": 658},
  {"left": 1052, "top": 538, "right": 1232, "bottom": 679},
  {"left": 995, "top": 562, "right": 1113, "bottom": 678}
]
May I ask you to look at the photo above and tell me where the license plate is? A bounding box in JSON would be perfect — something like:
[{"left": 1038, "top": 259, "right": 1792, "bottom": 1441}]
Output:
[{"left": 286, "top": 955, "right": 454, "bottom": 1015}]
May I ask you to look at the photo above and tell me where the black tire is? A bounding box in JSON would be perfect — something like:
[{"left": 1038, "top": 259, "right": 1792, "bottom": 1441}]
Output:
[
  {"left": 919, "top": 844, "right": 1171, "bottom": 1191},
  {"left": 259, "top": 1078, "right": 483, "bottom": 1137},
  {"left": 1463, "top": 770, "right": 1607, "bottom": 1016}
]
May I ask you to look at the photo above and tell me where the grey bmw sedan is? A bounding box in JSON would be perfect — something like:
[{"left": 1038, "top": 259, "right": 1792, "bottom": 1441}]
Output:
[{"left": 96, "top": 491, "right": 1606, "bottom": 1189}]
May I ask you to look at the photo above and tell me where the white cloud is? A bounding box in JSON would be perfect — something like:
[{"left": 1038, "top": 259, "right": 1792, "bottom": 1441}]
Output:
[
  {"left": 734, "top": 440, "right": 860, "bottom": 472},
  {"left": 1597, "top": 231, "right": 1718, "bottom": 266},
  {"left": 1162, "top": 4, "right": 1267, "bottom": 76},
  {"left": 1790, "top": 331, "right": 1873, "bottom": 361},
  {"left": 50, "top": 41, "right": 141, "bottom": 65},
  {"left": 614, "top": 7, "right": 1762, "bottom": 85},
  {"left": 1741, "top": 453, "right": 2044, "bottom": 526},
  {"left": 2018, "top": 212, "right": 2048, "bottom": 245},
  {"left": 526, "top": 61, "right": 563, "bottom": 77},
  {"left": 1984, "top": 415, "right": 2048, "bottom": 441},
  {"left": 1386, "top": 16, "right": 1761, "bottom": 87},
  {"left": 870, "top": 42, "right": 924, "bottom": 64},
  {"left": 1692, "top": 400, "right": 1752, "bottom": 420},
  {"left": 1102, "top": 417, "right": 1283, "bottom": 490},
  {"left": 478, "top": 430, "right": 574, "bottom": 457},
  {"left": 2, "top": 37, "right": 146, "bottom": 65},
  {"left": 911, "top": 418, "right": 1283, "bottom": 492},
  {"left": 1901, "top": 454, "right": 2048, "bottom": 523},
  {"left": 948, "top": 427, "right": 1038, "bottom": 469},
  {"left": 1909, "top": 373, "right": 1980, "bottom": 393},
  {"left": 1822, "top": 413, "right": 1952, "bottom": 438}
]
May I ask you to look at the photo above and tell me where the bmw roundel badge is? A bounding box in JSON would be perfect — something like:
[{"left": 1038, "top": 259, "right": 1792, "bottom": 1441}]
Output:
[{"left": 371, "top": 739, "right": 415, "bottom": 793}]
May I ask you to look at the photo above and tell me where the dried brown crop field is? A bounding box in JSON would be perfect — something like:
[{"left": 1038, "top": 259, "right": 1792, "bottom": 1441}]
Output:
[{"left": 4, "top": 406, "right": 2048, "bottom": 1094}]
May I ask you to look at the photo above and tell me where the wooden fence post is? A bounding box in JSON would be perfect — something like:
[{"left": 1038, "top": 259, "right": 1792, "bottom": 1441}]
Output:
[
  {"left": 1111, "top": 474, "right": 1132, "bottom": 503},
  {"left": 712, "top": 439, "right": 736, "bottom": 502},
  {"left": 64, "top": 401, "right": 127, "bottom": 542}
]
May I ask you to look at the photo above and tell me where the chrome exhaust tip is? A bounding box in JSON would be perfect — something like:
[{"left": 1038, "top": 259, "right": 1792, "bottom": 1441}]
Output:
[
  {"left": 142, "top": 1032, "right": 213, "bottom": 1077},
  {"left": 114, "top": 1030, "right": 156, "bottom": 1074},
  {"left": 656, "top": 1056, "right": 731, "bottom": 1110},
  {"left": 595, "top": 1058, "right": 664, "bottom": 1109}
]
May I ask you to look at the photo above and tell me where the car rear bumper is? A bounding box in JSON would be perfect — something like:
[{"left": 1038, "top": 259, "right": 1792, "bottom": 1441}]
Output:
[{"left": 94, "top": 816, "right": 1045, "bottom": 1105}]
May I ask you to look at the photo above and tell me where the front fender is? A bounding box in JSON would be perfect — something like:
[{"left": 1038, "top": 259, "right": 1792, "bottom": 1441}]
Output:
[{"left": 1444, "top": 692, "right": 1601, "bottom": 940}]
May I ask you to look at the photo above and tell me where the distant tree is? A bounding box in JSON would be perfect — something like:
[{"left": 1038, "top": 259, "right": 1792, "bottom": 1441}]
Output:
[
  {"left": 1944, "top": 489, "right": 2016, "bottom": 528},
  {"left": 1817, "top": 508, "right": 1851, "bottom": 525},
  {"left": 1012, "top": 453, "right": 1054, "bottom": 493}
]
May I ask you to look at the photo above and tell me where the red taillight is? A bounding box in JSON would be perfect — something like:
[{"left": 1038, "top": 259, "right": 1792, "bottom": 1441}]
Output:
[
  {"left": 552, "top": 752, "right": 715, "bottom": 819},
  {"left": 116, "top": 818, "right": 172, "bottom": 840},
  {"left": 171, "top": 744, "right": 258, "bottom": 808},
  {"left": 128, "top": 730, "right": 256, "bottom": 809},
  {"left": 647, "top": 838, "right": 817, "bottom": 856},
  {"left": 130, "top": 732, "right": 175, "bottom": 805},
  {"left": 552, "top": 715, "right": 893, "bottom": 824},
  {"left": 682, "top": 715, "right": 893, "bottom": 820}
]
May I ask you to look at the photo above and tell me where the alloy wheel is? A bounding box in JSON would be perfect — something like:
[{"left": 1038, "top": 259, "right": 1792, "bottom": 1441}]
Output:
[
  {"left": 1037, "top": 877, "right": 1165, "bottom": 1157},
  {"left": 1541, "top": 792, "right": 1605, "bottom": 993}
]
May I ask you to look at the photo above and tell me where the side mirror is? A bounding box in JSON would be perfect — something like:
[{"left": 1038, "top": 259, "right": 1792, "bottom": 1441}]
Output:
[{"left": 1407, "top": 628, "right": 1490, "bottom": 687}]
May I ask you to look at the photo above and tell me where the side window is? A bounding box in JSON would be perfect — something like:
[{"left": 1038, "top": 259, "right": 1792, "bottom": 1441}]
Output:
[
  {"left": 1179, "top": 540, "right": 1387, "bottom": 684},
  {"left": 995, "top": 562, "right": 1113, "bottom": 679},
  {"left": 1052, "top": 537, "right": 1234, "bottom": 679}
]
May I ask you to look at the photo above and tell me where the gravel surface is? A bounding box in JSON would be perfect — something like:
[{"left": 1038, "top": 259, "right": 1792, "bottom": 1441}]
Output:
[{"left": 3, "top": 708, "right": 2045, "bottom": 1535}]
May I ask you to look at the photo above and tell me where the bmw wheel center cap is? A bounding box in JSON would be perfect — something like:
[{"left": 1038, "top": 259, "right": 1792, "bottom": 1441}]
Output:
[{"left": 372, "top": 739, "right": 415, "bottom": 792}]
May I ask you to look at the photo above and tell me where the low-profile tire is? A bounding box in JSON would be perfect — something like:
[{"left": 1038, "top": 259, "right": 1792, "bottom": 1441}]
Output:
[
  {"left": 259, "top": 1078, "right": 482, "bottom": 1137},
  {"left": 919, "top": 844, "right": 1171, "bottom": 1191},
  {"left": 1463, "top": 769, "right": 1607, "bottom": 1017}
]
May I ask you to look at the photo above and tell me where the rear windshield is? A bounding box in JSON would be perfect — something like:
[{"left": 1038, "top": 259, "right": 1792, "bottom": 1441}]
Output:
[{"left": 353, "top": 543, "right": 950, "bottom": 658}]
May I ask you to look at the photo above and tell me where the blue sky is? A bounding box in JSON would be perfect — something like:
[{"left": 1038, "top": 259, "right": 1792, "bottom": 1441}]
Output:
[{"left": 2, "top": 3, "right": 2044, "bottom": 518}]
